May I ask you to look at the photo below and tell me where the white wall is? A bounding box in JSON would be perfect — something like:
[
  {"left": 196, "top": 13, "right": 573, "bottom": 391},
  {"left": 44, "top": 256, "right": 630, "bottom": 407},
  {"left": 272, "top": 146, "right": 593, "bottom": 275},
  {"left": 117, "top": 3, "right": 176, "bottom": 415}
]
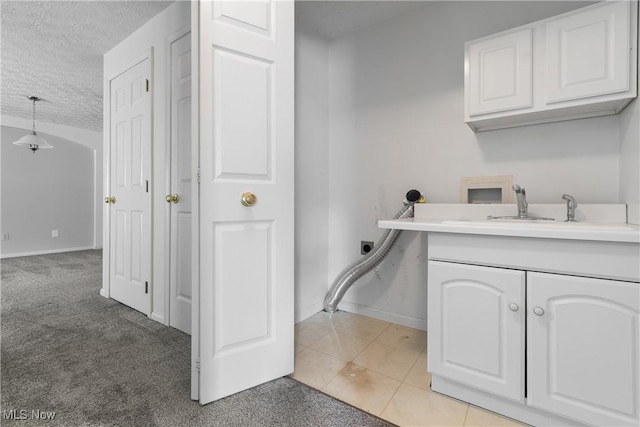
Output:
[
  {"left": 103, "top": 1, "right": 190, "bottom": 324},
  {"left": 1, "top": 124, "right": 99, "bottom": 257},
  {"left": 294, "top": 29, "right": 331, "bottom": 322},
  {"left": 295, "top": 1, "right": 633, "bottom": 329}
]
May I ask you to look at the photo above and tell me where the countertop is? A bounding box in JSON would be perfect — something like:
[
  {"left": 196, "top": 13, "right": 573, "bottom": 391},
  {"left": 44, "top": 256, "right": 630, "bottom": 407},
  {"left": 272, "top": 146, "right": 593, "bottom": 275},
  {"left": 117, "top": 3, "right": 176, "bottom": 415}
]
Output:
[{"left": 378, "top": 204, "right": 640, "bottom": 244}]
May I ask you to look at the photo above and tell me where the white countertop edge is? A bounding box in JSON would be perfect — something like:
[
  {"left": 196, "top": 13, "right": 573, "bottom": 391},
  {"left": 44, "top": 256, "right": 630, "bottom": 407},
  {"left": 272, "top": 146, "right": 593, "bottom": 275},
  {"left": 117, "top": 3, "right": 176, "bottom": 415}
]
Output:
[{"left": 378, "top": 218, "right": 640, "bottom": 244}]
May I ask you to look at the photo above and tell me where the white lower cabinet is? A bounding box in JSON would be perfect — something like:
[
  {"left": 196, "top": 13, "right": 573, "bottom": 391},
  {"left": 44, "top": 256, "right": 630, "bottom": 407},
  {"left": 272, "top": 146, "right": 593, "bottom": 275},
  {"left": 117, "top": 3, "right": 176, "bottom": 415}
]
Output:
[
  {"left": 428, "top": 261, "right": 525, "bottom": 402},
  {"left": 428, "top": 261, "right": 640, "bottom": 426},
  {"left": 527, "top": 272, "right": 640, "bottom": 426}
]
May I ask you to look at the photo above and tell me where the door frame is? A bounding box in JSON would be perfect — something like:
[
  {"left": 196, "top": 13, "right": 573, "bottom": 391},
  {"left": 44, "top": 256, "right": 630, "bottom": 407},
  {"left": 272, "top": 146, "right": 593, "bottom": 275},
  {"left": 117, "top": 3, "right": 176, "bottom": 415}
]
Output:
[
  {"left": 101, "top": 47, "right": 154, "bottom": 317},
  {"left": 190, "top": 0, "right": 200, "bottom": 401}
]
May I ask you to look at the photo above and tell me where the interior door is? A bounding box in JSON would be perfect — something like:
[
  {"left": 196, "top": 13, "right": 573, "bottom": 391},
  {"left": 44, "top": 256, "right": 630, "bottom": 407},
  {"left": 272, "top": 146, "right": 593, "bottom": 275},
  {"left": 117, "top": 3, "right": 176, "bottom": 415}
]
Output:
[
  {"left": 108, "top": 57, "right": 152, "bottom": 315},
  {"left": 197, "top": 0, "right": 294, "bottom": 404},
  {"left": 169, "top": 32, "right": 193, "bottom": 335}
]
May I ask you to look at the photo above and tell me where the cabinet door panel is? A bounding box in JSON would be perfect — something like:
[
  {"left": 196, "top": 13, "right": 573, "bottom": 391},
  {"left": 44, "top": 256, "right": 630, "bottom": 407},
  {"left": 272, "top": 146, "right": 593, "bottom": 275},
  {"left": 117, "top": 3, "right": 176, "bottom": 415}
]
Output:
[
  {"left": 428, "top": 261, "right": 525, "bottom": 402},
  {"left": 528, "top": 272, "right": 640, "bottom": 426},
  {"left": 546, "top": 1, "right": 630, "bottom": 104},
  {"left": 467, "top": 28, "right": 533, "bottom": 116}
]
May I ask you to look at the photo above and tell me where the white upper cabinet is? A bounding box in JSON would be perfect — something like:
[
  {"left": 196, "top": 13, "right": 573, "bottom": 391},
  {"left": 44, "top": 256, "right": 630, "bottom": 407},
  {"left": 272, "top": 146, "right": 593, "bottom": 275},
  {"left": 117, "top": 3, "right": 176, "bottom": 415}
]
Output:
[
  {"left": 465, "top": 1, "right": 638, "bottom": 132},
  {"left": 546, "top": 1, "right": 631, "bottom": 104},
  {"left": 467, "top": 28, "right": 533, "bottom": 116}
]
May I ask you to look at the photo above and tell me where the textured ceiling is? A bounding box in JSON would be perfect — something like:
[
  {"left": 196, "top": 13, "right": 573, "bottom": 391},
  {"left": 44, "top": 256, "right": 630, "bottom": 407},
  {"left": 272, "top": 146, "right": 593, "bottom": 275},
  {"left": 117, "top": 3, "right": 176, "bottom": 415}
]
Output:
[
  {"left": 296, "top": 1, "right": 431, "bottom": 41},
  {"left": 1, "top": 0, "right": 428, "bottom": 132},
  {"left": 1, "top": 0, "right": 173, "bottom": 132}
]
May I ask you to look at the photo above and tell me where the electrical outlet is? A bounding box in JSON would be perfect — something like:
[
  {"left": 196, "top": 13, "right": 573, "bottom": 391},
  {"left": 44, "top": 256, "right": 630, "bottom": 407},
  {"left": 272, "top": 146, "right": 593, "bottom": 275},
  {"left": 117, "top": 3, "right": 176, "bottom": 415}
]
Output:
[
  {"left": 361, "top": 241, "right": 374, "bottom": 255},
  {"left": 1, "top": 232, "right": 9, "bottom": 241},
  {"left": 52, "top": 229, "right": 59, "bottom": 238}
]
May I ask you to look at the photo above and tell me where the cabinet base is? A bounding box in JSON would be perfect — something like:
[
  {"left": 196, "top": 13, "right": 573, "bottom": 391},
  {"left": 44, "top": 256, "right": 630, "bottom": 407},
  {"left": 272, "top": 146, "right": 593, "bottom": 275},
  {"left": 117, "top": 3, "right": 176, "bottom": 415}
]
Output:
[{"left": 431, "top": 375, "right": 582, "bottom": 427}]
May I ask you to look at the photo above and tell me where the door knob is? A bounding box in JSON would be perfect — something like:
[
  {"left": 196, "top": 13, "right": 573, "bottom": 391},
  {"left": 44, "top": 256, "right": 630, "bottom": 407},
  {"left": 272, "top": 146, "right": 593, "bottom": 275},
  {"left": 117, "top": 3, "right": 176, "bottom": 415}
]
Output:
[
  {"left": 105, "top": 196, "right": 116, "bottom": 204},
  {"left": 166, "top": 194, "right": 179, "bottom": 204},
  {"left": 508, "top": 303, "right": 519, "bottom": 312},
  {"left": 241, "top": 192, "right": 257, "bottom": 207},
  {"left": 533, "top": 307, "right": 545, "bottom": 316}
]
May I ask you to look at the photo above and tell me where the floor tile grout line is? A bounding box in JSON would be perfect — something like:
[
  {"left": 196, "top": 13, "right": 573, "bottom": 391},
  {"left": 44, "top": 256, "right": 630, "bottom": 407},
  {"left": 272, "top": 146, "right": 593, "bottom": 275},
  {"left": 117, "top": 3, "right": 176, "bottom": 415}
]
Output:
[
  {"left": 354, "top": 342, "right": 421, "bottom": 383},
  {"left": 333, "top": 317, "right": 391, "bottom": 340},
  {"left": 323, "top": 359, "right": 403, "bottom": 420},
  {"left": 318, "top": 359, "right": 347, "bottom": 392},
  {"left": 397, "top": 351, "right": 422, "bottom": 385},
  {"left": 462, "top": 403, "right": 471, "bottom": 426},
  {"left": 377, "top": 376, "right": 403, "bottom": 424}
]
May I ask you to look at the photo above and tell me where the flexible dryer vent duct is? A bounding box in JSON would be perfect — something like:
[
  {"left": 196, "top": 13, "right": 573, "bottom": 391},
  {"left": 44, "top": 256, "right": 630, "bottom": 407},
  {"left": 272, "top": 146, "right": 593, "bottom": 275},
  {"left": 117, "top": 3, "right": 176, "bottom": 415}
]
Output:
[{"left": 323, "top": 190, "right": 422, "bottom": 313}]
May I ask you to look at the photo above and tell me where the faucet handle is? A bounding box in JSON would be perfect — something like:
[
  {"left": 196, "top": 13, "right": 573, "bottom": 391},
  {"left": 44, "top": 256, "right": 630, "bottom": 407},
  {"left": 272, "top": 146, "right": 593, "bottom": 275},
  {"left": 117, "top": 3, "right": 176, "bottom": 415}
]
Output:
[{"left": 512, "top": 184, "right": 522, "bottom": 192}]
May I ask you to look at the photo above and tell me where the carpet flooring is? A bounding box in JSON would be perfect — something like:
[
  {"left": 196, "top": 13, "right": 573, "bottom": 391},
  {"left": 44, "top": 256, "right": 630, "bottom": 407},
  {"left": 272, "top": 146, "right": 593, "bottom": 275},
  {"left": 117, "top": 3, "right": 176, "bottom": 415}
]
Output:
[{"left": 1, "top": 250, "right": 395, "bottom": 426}]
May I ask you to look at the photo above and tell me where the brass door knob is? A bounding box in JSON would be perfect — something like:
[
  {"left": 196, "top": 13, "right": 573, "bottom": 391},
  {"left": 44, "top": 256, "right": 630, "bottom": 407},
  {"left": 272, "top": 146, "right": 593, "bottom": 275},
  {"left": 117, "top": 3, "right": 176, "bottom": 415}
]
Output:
[
  {"left": 105, "top": 196, "right": 116, "bottom": 204},
  {"left": 241, "top": 192, "right": 257, "bottom": 207},
  {"left": 166, "top": 194, "right": 179, "bottom": 204}
]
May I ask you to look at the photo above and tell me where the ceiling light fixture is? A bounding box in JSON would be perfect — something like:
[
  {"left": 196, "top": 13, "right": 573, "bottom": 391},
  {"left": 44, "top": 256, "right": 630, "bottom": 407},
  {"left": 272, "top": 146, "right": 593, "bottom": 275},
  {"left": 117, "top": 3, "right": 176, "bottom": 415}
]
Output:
[{"left": 12, "top": 96, "right": 53, "bottom": 153}]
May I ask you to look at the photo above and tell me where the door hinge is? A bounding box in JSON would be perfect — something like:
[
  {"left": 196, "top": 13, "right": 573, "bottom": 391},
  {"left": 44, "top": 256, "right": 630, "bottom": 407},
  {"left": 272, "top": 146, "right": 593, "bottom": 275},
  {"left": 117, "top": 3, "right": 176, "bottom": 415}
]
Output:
[
  {"left": 145, "top": 79, "right": 149, "bottom": 92},
  {"left": 145, "top": 281, "right": 149, "bottom": 294},
  {"left": 196, "top": 167, "right": 201, "bottom": 183},
  {"left": 196, "top": 358, "right": 200, "bottom": 372},
  {"left": 145, "top": 180, "right": 149, "bottom": 193}
]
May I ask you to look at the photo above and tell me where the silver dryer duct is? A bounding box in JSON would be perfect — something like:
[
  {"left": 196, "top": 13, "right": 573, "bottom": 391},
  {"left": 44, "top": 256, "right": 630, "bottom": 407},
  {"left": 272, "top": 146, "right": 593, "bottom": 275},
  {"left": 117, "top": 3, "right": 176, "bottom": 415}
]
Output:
[{"left": 323, "top": 190, "right": 422, "bottom": 313}]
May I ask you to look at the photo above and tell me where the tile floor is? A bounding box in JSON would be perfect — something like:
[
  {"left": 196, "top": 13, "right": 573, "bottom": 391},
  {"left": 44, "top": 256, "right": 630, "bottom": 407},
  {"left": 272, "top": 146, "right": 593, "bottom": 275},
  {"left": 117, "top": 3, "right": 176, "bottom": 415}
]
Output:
[{"left": 291, "top": 311, "right": 528, "bottom": 426}]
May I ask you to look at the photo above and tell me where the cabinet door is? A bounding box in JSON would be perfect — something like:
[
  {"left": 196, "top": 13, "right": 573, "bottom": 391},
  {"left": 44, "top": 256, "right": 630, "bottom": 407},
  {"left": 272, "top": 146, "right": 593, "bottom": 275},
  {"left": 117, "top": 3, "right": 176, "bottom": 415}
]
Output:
[
  {"left": 428, "top": 261, "right": 525, "bottom": 402},
  {"left": 466, "top": 28, "right": 533, "bottom": 116},
  {"left": 528, "top": 272, "right": 640, "bottom": 426},
  {"left": 546, "top": 1, "right": 631, "bottom": 104}
]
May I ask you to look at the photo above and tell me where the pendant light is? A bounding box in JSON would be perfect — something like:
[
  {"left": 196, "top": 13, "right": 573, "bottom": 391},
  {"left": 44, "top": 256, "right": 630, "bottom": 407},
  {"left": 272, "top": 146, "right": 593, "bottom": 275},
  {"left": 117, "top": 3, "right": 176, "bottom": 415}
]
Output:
[{"left": 12, "top": 96, "right": 53, "bottom": 153}]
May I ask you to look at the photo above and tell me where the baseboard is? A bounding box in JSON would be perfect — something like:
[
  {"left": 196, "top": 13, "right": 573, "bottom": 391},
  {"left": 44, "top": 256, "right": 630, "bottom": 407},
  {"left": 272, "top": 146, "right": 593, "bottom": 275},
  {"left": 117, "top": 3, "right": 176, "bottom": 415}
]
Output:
[
  {"left": 294, "top": 300, "right": 324, "bottom": 324},
  {"left": 99, "top": 288, "right": 109, "bottom": 298},
  {"left": 431, "top": 375, "right": 582, "bottom": 427},
  {"left": 150, "top": 312, "right": 166, "bottom": 325},
  {"left": 1, "top": 246, "right": 96, "bottom": 259},
  {"left": 338, "top": 301, "right": 427, "bottom": 331}
]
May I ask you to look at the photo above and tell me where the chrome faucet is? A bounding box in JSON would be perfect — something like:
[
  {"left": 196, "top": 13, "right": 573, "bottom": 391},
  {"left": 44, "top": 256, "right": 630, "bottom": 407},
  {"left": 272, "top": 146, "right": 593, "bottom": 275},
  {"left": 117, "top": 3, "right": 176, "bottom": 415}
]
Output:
[
  {"left": 513, "top": 184, "right": 528, "bottom": 218},
  {"left": 562, "top": 194, "right": 578, "bottom": 222}
]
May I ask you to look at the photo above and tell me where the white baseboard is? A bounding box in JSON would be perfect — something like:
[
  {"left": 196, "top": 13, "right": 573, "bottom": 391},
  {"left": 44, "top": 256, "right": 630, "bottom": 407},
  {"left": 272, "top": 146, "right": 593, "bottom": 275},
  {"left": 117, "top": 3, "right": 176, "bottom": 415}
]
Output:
[
  {"left": 150, "top": 312, "right": 166, "bottom": 325},
  {"left": 1, "top": 246, "right": 97, "bottom": 259},
  {"left": 338, "top": 301, "right": 427, "bottom": 331},
  {"left": 294, "top": 300, "right": 325, "bottom": 324}
]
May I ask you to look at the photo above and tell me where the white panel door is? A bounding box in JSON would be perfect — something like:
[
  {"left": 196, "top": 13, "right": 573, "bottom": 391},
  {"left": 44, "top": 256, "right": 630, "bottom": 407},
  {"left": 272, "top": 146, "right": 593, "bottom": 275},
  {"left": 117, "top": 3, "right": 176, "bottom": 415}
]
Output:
[
  {"left": 108, "top": 57, "right": 152, "bottom": 315},
  {"left": 546, "top": 1, "right": 630, "bottom": 104},
  {"left": 527, "top": 272, "right": 640, "bottom": 426},
  {"left": 428, "top": 261, "right": 525, "bottom": 403},
  {"left": 467, "top": 28, "right": 533, "bottom": 116},
  {"left": 169, "top": 32, "right": 193, "bottom": 335},
  {"left": 197, "top": 0, "right": 294, "bottom": 404}
]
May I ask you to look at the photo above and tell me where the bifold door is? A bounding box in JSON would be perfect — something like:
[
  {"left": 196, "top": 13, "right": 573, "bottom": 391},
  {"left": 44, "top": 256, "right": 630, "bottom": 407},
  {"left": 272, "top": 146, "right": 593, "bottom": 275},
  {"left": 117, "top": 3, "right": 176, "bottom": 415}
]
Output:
[{"left": 195, "top": 0, "right": 295, "bottom": 404}]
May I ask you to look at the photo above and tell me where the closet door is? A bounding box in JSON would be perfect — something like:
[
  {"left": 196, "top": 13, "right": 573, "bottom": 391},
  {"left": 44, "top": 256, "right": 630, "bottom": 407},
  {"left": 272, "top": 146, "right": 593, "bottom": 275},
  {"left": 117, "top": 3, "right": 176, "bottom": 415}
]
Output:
[
  {"left": 168, "top": 31, "right": 192, "bottom": 335},
  {"left": 196, "top": 0, "right": 294, "bottom": 404},
  {"left": 108, "top": 55, "right": 152, "bottom": 315}
]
